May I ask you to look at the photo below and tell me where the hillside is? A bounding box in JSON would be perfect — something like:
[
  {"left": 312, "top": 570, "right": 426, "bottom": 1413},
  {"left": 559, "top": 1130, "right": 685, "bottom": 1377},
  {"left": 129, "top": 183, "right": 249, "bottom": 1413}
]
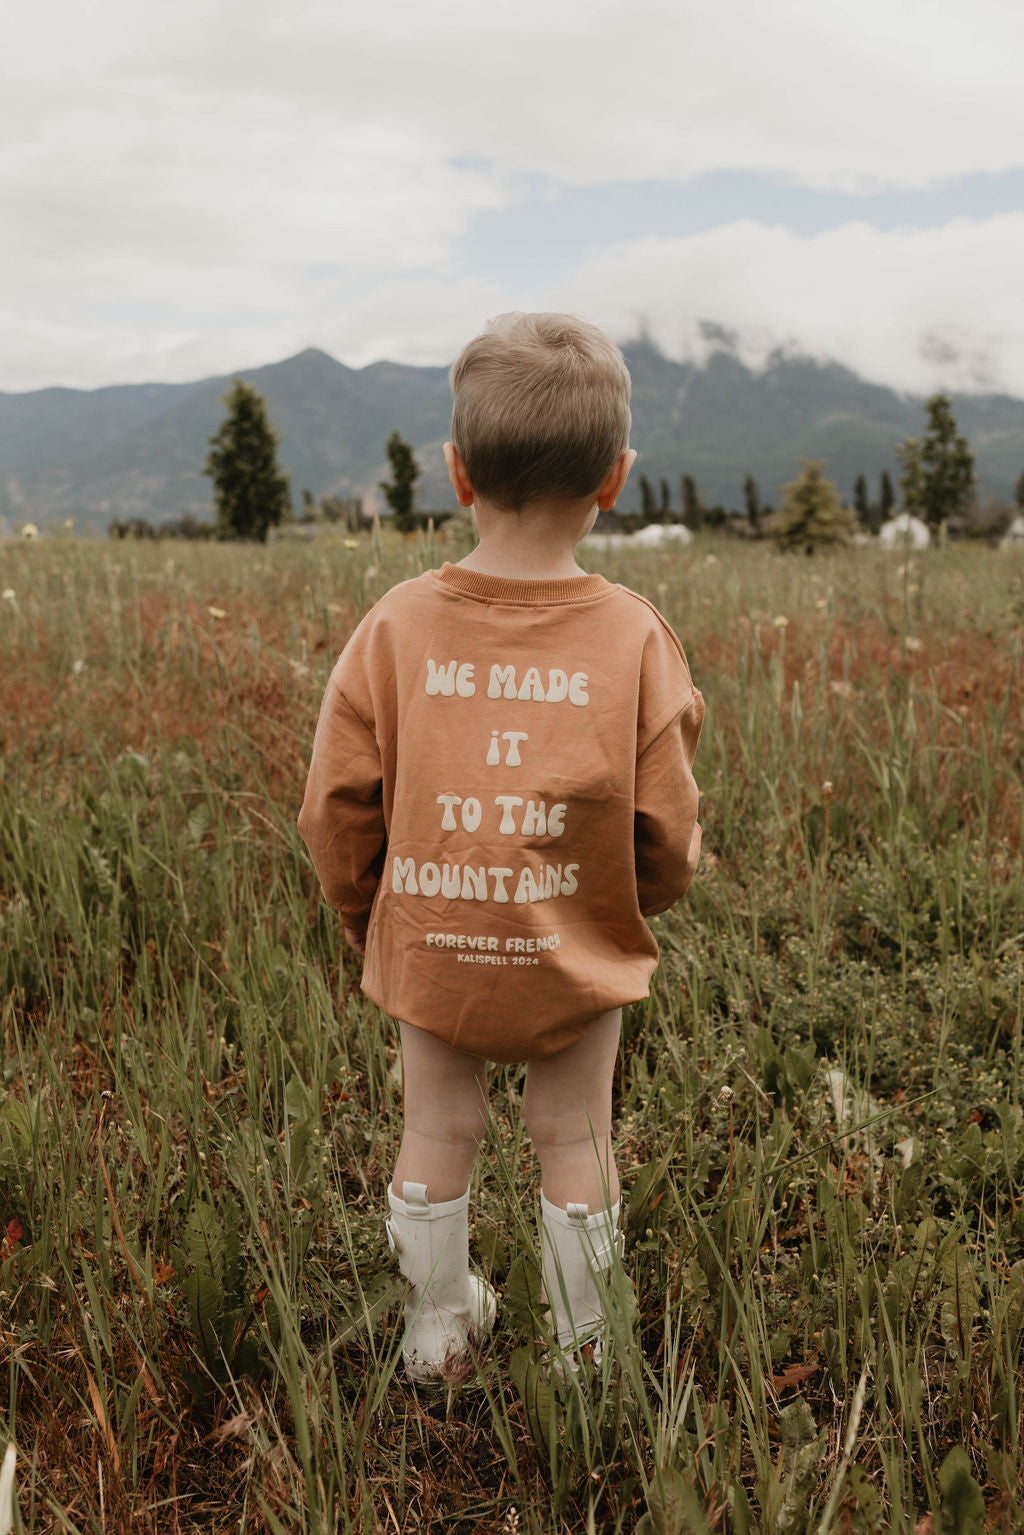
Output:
[{"left": 1, "top": 343, "right": 1022, "bottom": 532}]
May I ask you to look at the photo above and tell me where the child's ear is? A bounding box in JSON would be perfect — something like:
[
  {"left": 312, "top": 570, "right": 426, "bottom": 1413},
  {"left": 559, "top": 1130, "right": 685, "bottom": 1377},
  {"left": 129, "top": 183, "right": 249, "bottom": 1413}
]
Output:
[
  {"left": 443, "top": 443, "right": 475, "bottom": 508},
  {"left": 596, "top": 449, "right": 636, "bottom": 512}
]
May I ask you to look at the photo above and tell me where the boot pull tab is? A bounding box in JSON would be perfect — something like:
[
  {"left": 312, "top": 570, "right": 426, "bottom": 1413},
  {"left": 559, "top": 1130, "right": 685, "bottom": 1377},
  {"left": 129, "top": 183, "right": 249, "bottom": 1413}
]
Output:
[
  {"left": 402, "top": 1182, "right": 430, "bottom": 1209},
  {"left": 566, "top": 1203, "right": 590, "bottom": 1224}
]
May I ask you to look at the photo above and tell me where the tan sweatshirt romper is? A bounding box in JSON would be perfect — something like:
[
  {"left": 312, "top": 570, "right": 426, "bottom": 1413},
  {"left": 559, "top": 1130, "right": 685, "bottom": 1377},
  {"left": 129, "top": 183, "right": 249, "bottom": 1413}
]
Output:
[{"left": 298, "top": 564, "right": 704, "bottom": 1062}]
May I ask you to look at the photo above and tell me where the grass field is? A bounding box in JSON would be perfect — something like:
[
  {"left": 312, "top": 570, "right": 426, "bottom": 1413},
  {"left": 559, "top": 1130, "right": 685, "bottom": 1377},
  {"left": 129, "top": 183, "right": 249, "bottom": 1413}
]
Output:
[{"left": 1, "top": 527, "right": 1023, "bottom": 1534}]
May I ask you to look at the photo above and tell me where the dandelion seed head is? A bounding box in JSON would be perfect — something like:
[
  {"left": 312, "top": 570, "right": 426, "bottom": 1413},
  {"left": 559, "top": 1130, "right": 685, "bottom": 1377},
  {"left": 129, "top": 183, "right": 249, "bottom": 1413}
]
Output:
[
  {"left": 207, "top": 606, "right": 227, "bottom": 620},
  {"left": 1, "top": 589, "right": 14, "bottom": 603}
]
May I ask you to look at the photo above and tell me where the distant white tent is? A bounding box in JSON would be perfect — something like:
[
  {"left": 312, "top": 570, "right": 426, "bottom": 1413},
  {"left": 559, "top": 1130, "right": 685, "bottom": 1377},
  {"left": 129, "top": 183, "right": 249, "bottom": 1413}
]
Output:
[
  {"left": 585, "top": 522, "right": 694, "bottom": 551},
  {"left": 1002, "top": 515, "right": 1024, "bottom": 546},
  {"left": 627, "top": 523, "right": 694, "bottom": 548},
  {"left": 878, "top": 513, "right": 930, "bottom": 550}
]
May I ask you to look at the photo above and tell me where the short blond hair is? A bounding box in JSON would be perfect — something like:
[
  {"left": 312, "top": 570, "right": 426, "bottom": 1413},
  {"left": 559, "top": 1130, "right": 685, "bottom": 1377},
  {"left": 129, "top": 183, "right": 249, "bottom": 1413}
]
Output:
[{"left": 449, "top": 313, "right": 631, "bottom": 511}]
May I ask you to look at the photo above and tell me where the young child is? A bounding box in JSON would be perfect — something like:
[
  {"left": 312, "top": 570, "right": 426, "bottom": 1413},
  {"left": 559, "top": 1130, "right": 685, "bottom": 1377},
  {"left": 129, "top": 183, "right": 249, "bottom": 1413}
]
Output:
[{"left": 298, "top": 313, "right": 704, "bottom": 1382}]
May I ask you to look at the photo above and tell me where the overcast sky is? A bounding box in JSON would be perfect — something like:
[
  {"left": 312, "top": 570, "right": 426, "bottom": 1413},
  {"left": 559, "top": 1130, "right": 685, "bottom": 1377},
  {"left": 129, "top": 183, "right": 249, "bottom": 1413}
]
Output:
[{"left": 3, "top": 0, "right": 1023, "bottom": 396}]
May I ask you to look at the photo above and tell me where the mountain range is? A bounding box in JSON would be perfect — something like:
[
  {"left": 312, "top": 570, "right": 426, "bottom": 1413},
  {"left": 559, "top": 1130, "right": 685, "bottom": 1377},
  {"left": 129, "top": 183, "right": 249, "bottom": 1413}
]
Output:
[{"left": 2, "top": 341, "right": 1022, "bottom": 533}]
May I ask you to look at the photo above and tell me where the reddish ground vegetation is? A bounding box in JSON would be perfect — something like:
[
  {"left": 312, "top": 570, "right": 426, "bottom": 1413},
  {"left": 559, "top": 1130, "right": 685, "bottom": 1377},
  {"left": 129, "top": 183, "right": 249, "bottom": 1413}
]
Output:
[{"left": 695, "top": 609, "right": 1023, "bottom": 851}]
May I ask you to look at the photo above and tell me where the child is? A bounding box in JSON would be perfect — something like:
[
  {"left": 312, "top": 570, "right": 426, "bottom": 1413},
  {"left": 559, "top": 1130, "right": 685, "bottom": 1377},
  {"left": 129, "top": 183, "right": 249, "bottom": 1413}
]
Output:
[{"left": 298, "top": 313, "right": 704, "bottom": 1381}]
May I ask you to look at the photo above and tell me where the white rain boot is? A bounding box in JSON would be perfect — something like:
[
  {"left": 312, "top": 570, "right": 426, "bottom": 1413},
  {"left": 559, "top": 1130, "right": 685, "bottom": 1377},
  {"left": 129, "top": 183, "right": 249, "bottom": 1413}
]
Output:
[
  {"left": 539, "top": 1191, "right": 624, "bottom": 1363},
  {"left": 385, "top": 1181, "right": 497, "bottom": 1382}
]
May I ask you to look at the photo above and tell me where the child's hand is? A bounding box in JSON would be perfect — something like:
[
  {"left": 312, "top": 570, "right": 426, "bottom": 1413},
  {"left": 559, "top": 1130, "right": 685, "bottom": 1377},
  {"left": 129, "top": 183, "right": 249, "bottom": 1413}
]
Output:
[{"left": 344, "top": 927, "right": 367, "bottom": 956}]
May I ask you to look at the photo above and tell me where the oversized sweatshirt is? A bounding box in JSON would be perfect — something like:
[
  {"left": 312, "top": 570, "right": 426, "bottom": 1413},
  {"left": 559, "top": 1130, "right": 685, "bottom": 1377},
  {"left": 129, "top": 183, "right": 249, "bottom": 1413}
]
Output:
[{"left": 298, "top": 563, "right": 704, "bottom": 1062}]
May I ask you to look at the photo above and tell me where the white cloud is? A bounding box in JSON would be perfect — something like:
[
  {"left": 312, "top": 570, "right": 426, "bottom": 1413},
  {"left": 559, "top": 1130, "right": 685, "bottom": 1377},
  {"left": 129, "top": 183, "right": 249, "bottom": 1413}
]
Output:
[
  {"left": 551, "top": 215, "right": 1024, "bottom": 396},
  {"left": 10, "top": 0, "right": 1012, "bottom": 191},
  {"left": 1, "top": 0, "right": 1022, "bottom": 390},
  {"left": 4, "top": 213, "right": 1023, "bottom": 399}
]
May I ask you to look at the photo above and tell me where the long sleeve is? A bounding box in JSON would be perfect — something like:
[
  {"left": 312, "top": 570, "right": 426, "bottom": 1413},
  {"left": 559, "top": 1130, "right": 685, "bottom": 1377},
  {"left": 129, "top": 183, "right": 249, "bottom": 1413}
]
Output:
[
  {"left": 634, "top": 688, "right": 704, "bottom": 916},
  {"left": 297, "top": 678, "right": 387, "bottom": 927}
]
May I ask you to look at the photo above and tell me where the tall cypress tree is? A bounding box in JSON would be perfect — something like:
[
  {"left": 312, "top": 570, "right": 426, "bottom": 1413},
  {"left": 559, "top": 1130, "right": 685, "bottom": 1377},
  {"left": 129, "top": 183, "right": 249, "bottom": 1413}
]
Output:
[
  {"left": 1015, "top": 469, "right": 1024, "bottom": 510},
  {"left": 638, "top": 473, "right": 657, "bottom": 523},
  {"left": 896, "top": 394, "right": 975, "bottom": 527},
  {"left": 879, "top": 469, "right": 895, "bottom": 520},
  {"left": 743, "top": 473, "right": 761, "bottom": 533},
  {"left": 681, "top": 474, "right": 703, "bottom": 531},
  {"left": 852, "top": 473, "right": 870, "bottom": 525},
  {"left": 379, "top": 430, "right": 421, "bottom": 532},
  {"left": 203, "top": 380, "right": 292, "bottom": 543}
]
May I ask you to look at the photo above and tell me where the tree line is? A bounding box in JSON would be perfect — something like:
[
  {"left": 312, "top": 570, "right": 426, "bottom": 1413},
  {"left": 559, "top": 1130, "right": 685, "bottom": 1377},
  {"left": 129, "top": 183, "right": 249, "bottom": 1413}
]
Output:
[{"left": 109, "top": 378, "right": 1024, "bottom": 547}]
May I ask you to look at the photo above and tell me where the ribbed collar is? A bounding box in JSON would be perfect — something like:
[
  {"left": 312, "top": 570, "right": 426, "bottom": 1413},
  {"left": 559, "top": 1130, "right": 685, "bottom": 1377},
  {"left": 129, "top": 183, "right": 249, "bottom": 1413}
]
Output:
[{"left": 434, "top": 562, "right": 608, "bottom": 605}]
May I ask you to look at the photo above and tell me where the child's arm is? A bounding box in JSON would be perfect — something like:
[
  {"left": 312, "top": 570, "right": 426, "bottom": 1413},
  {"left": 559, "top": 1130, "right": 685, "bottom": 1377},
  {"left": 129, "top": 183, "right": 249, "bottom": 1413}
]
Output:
[
  {"left": 634, "top": 688, "right": 704, "bottom": 915},
  {"left": 298, "top": 679, "right": 386, "bottom": 939}
]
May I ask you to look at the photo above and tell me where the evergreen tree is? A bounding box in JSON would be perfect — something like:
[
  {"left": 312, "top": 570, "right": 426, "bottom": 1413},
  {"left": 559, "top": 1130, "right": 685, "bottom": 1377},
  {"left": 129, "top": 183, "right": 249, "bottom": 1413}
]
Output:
[
  {"left": 743, "top": 473, "right": 761, "bottom": 533},
  {"left": 203, "top": 380, "right": 292, "bottom": 543},
  {"left": 659, "top": 478, "right": 672, "bottom": 523},
  {"left": 1015, "top": 469, "right": 1024, "bottom": 510},
  {"left": 638, "top": 473, "right": 657, "bottom": 523},
  {"left": 681, "top": 474, "right": 703, "bottom": 531},
  {"left": 852, "top": 473, "right": 870, "bottom": 525},
  {"left": 896, "top": 393, "right": 975, "bottom": 528},
  {"left": 379, "top": 430, "right": 421, "bottom": 532},
  {"left": 879, "top": 469, "right": 895, "bottom": 521},
  {"left": 771, "top": 460, "right": 856, "bottom": 553}
]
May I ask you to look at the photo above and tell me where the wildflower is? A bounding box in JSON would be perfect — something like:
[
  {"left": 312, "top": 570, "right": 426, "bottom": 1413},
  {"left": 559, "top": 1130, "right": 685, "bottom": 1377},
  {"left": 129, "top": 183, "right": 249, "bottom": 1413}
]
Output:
[
  {"left": 717, "top": 1085, "right": 735, "bottom": 1106},
  {"left": 72, "top": 659, "right": 85, "bottom": 676},
  {"left": 63, "top": 516, "right": 75, "bottom": 529},
  {"left": 20, "top": 523, "right": 39, "bottom": 540},
  {"left": 814, "top": 597, "right": 827, "bottom": 610},
  {"left": 904, "top": 636, "right": 924, "bottom": 653},
  {"left": 207, "top": 606, "right": 227, "bottom": 620},
  {"left": 1, "top": 589, "right": 14, "bottom": 603},
  {"left": 773, "top": 615, "right": 788, "bottom": 629},
  {"left": 344, "top": 539, "right": 359, "bottom": 550},
  {"left": 822, "top": 780, "right": 834, "bottom": 798},
  {"left": 0, "top": 1441, "right": 15, "bottom": 1535}
]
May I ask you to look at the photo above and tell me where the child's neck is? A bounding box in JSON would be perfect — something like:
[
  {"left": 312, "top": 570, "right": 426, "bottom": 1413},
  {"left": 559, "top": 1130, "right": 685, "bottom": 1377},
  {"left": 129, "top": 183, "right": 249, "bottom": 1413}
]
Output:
[{"left": 457, "top": 498, "right": 595, "bottom": 581}]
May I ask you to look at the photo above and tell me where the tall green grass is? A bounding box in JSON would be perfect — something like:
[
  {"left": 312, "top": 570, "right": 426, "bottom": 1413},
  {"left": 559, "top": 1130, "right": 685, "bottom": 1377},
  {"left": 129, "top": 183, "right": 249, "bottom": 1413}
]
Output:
[{"left": 1, "top": 531, "right": 1022, "bottom": 1532}]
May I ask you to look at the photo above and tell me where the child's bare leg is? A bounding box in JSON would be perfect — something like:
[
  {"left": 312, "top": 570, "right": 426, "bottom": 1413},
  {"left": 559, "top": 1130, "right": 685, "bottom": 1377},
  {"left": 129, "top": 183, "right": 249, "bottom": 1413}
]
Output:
[
  {"left": 523, "top": 1008, "right": 621, "bottom": 1211},
  {"left": 391, "top": 1021, "right": 490, "bottom": 1202}
]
